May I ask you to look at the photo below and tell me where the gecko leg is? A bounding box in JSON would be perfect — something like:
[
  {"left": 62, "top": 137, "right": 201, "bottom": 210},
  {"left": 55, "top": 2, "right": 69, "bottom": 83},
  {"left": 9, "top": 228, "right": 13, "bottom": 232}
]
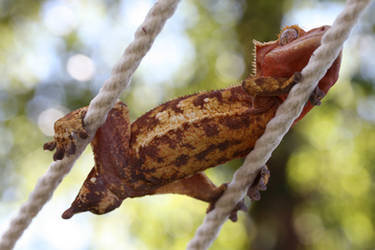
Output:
[
  {"left": 154, "top": 172, "right": 226, "bottom": 205},
  {"left": 242, "top": 72, "right": 302, "bottom": 99},
  {"left": 153, "top": 173, "right": 245, "bottom": 222},
  {"left": 243, "top": 72, "right": 326, "bottom": 108}
]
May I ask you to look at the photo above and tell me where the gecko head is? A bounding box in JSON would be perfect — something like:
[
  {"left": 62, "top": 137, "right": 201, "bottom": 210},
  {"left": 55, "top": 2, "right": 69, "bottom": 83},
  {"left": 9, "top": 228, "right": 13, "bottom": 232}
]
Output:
[
  {"left": 253, "top": 25, "right": 341, "bottom": 80},
  {"left": 253, "top": 25, "right": 342, "bottom": 120},
  {"left": 62, "top": 167, "right": 122, "bottom": 219}
]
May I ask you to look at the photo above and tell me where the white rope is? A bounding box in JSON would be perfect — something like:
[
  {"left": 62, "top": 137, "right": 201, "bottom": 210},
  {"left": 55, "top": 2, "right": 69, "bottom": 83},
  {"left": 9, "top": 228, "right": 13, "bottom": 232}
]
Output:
[
  {"left": 186, "top": 0, "right": 370, "bottom": 249},
  {"left": 0, "top": 1, "right": 180, "bottom": 249}
]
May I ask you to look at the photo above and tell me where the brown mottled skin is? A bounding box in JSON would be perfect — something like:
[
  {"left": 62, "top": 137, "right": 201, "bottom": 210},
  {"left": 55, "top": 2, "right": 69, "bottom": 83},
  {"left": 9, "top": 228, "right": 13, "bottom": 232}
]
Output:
[{"left": 44, "top": 25, "right": 341, "bottom": 220}]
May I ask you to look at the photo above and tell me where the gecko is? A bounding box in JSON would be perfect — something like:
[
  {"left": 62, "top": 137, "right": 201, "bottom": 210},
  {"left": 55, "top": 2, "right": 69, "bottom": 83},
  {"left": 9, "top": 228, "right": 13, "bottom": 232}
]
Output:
[{"left": 44, "top": 25, "right": 342, "bottom": 221}]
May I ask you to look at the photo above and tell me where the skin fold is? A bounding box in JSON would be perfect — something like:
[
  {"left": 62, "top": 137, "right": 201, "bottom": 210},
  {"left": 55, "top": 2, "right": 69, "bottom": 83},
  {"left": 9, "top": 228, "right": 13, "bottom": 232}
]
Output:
[{"left": 44, "top": 25, "right": 342, "bottom": 220}]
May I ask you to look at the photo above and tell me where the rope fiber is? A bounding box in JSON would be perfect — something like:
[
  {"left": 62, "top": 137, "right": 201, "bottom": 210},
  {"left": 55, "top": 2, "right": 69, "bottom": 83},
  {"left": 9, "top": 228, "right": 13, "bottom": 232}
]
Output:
[
  {"left": 186, "top": 0, "right": 370, "bottom": 249},
  {"left": 0, "top": 1, "right": 180, "bottom": 249}
]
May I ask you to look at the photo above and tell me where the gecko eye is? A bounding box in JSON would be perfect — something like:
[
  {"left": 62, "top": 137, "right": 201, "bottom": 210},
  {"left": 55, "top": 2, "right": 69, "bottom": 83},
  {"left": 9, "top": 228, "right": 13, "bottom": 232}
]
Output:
[{"left": 279, "top": 28, "right": 299, "bottom": 46}]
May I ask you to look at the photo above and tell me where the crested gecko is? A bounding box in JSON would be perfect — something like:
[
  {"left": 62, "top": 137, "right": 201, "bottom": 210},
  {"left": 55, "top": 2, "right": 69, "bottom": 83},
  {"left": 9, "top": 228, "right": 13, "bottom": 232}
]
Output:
[{"left": 44, "top": 25, "right": 342, "bottom": 220}]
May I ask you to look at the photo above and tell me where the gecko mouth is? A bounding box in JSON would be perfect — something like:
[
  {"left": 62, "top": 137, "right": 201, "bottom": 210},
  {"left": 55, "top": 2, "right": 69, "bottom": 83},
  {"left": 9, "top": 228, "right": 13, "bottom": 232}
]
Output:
[{"left": 298, "top": 25, "right": 330, "bottom": 42}]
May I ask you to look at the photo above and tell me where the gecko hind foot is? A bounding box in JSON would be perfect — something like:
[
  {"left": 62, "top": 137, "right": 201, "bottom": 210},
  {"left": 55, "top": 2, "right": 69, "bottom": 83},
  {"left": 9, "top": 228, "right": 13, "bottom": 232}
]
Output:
[
  {"left": 43, "top": 107, "right": 88, "bottom": 161},
  {"left": 206, "top": 165, "right": 270, "bottom": 222},
  {"left": 228, "top": 165, "right": 270, "bottom": 221},
  {"left": 206, "top": 183, "right": 247, "bottom": 222},
  {"left": 247, "top": 165, "right": 270, "bottom": 201}
]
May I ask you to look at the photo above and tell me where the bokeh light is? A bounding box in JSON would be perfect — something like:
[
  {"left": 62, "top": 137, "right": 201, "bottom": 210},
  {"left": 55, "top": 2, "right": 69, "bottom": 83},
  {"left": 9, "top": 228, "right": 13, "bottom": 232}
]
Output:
[
  {"left": 66, "top": 54, "right": 95, "bottom": 82},
  {"left": 42, "top": 1, "right": 77, "bottom": 36},
  {"left": 37, "top": 108, "right": 66, "bottom": 136}
]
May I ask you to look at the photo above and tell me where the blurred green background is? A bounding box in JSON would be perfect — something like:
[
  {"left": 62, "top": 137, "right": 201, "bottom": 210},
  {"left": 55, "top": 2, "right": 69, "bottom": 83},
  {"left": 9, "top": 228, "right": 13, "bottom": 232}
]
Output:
[{"left": 1, "top": 0, "right": 375, "bottom": 249}]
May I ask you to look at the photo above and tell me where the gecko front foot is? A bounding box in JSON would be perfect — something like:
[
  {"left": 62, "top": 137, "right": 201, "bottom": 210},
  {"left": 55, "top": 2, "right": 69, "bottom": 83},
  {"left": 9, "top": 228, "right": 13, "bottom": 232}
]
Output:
[
  {"left": 43, "top": 107, "right": 89, "bottom": 161},
  {"left": 309, "top": 86, "right": 325, "bottom": 106},
  {"left": 247, "top": 165, "right": 270, "bottom": 201}
]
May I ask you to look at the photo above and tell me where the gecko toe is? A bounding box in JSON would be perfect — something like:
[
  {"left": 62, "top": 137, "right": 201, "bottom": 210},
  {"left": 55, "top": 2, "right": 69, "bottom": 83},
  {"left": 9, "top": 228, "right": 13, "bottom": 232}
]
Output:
[
  {"left": 292, "top": 72, "right": 303, "bottom": 83},
  {"left": 229, "top": 199, "right": 248, "bottom": 222},
  {"left": 309, "top": 86, "right": 325, "bottom": 106},
  {"left": 229, "top": 212, "right": 238, "bottom": 222},
  {"left": 248, "top": 190, "right": 261, "bottom": 201},
  {"left": 79, "top": 130, "right": 88, "bottom": 139},
  {"left": 258, "top": 178, "right": 267, "bottom": 191},
  {"left": 43, "top": 141, "right": 56, "bottom": 151},
  {"left": 67, "top": 142, "right": 76, "bottom": 156},
  {"left": 53, "top": 147, "right": 65, "bottom": 161}
]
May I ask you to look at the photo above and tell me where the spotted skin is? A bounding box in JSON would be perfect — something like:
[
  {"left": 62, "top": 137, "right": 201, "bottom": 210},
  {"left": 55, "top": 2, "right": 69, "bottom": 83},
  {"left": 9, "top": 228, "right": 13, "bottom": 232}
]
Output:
[
  {"left": 44, "top": 25, "right": 342, "bottom": 219},
  {"left": 131, "top": 86, "right": 278, "bottom": 185}
]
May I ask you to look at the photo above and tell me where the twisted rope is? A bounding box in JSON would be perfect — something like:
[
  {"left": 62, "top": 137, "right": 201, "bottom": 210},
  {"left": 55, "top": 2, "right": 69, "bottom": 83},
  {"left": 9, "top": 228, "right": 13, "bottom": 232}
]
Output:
[
  {"left": 187, "top": 0, "right": 370, "bottom": 249},
  {"left": 0, "top": 1, "right": 180, "bottom": 249}
]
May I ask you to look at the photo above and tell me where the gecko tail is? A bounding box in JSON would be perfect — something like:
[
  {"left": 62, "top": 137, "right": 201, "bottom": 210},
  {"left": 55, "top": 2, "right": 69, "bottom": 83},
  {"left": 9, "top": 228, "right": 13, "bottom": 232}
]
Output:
[{"left": 62, "top": 167, "right": 122, "bottom": 219}]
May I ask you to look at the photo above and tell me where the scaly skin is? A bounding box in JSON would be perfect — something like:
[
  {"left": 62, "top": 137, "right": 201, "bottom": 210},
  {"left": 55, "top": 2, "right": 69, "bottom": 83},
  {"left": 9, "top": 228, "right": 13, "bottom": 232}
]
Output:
[{"left": 44, "top": 25, "right": 341, "bottom": 219}]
